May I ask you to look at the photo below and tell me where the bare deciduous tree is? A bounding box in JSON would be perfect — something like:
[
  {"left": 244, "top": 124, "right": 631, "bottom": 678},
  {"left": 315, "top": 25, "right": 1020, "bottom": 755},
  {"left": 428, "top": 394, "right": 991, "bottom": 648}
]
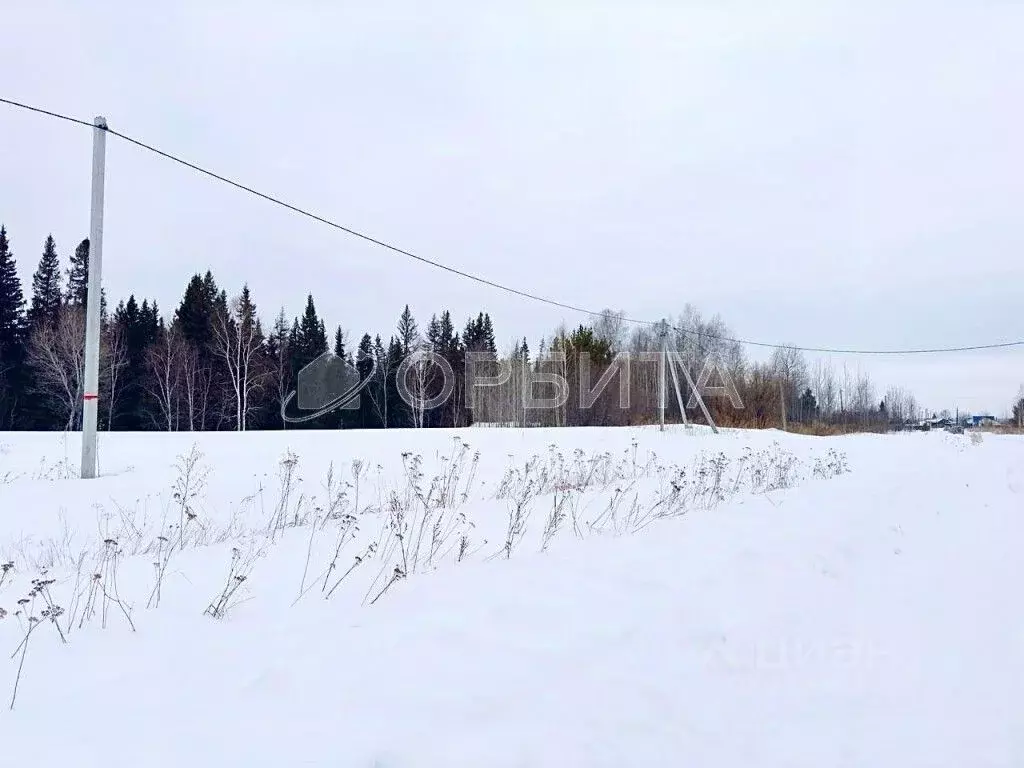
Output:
[
  {"left": 268, "top": 309, "right": 292, "bottom": 429},
  {"left": 212, "top": 290, "right": 267, "bottom": 431},
  {"left": 146, "top": 324, "right": 185, "bottom": 431},
  {"left": 102, "top": 321, "right": 129, "bottom": 430},
  {"left": 26, "top": 306, "right": 88, "bottom": 430},
  {"left": 181, "top": 342, "right": 212, "bottom": 431}
]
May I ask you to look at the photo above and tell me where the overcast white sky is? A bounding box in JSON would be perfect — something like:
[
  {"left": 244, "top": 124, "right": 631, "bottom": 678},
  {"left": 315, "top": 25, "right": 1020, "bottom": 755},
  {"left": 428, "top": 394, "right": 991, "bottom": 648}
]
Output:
[{"left": 2, "top": 0, "right": 1021, "bottom": 414}]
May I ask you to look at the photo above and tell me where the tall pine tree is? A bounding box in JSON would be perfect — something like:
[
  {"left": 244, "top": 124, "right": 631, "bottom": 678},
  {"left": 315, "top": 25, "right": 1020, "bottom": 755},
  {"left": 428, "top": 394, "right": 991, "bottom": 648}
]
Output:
[
  {"left": 286, "top": 295, "right": 330, "bottom": 429},
  {"left": 0, "top": 226, "right": 26, "bottom": 363},
  {"left": 355, "top": 333, "right": 378, "bottom": 428},
  {"left": 265, "top": 308, "right": 292, "bottom": 429},
  {"left": 292, "top": 294, "right": 328, "bottom": 374},
  {"left": 481, "top": 313, "right": 497, "bottom": 358},
  {"left": 111, "top": 296, "right": 161, "bottom": 429},
  {"left": 397, "top": 304, "right": 418, "bottom": 355},
  {"left": 65, "top": 238, "right": 89, "bottom": 307},
  {"left": 27, "top": 235, "right": 62, "bottom": 330},
  {"left": 0, "top": 226, "right": 27, "bottom": 428},
  {"left": 385, "top": 335, "right": 409, "bottom": 427},
  {"left": 333, "top": 325, "right": 347, "bottom": 361},
  {"left": 175, "top": 274, "right": 215, "bottom": 347}
]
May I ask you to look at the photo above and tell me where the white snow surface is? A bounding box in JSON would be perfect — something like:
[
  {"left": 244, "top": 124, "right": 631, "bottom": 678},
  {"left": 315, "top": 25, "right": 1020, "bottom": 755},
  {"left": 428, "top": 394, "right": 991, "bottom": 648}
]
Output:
[{"left": 0, "top": 426, "right": 1021, "bottom": 767}]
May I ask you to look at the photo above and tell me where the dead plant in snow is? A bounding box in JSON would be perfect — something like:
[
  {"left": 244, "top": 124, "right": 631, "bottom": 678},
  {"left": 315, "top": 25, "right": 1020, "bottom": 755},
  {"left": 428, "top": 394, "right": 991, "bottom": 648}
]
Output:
[
  {"left": 78, "top": 539, "right": 136, "bottom": 632},
  {"left": 812, "top": 448, "right": 850, "bottom": 479},
  {"left": 501, "top": 462, "right": 538, "bottom": 559},
  {"left": 8, "top": 578, "right": 66, "bottom": 710},
  {"left": 361, "top": 444, "right": 482, "bottom": 605},
  {"left": 146, "top": 445, "right": 209, "bottom": 609},
  {"left": 0, "top": 561, "right": 13, "bottom": 590},
  {"left": 266, "top": 449, "right": 303, "bottom": 541},
  {"left": 204, "top": 539, "right": 266, "bottom": 619}
]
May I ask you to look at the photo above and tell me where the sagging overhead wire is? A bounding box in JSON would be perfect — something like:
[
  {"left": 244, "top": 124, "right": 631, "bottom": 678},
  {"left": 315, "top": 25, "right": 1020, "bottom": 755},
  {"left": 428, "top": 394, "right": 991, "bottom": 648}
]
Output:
[{"left": 2, "top": 96, "right": 1022, "bottom": 356}]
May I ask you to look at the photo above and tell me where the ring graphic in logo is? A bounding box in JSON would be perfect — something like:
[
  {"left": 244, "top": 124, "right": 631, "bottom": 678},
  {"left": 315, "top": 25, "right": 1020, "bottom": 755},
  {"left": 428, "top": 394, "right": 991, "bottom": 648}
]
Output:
[{"left": 280, "top": 351, "right": 376, "bottom": 424}]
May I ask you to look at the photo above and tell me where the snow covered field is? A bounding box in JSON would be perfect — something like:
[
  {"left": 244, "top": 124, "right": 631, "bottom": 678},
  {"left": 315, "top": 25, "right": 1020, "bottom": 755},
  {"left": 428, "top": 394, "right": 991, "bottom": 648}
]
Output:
[{"left": 0, "top": 426, "right": 1021, "bottom": 767}]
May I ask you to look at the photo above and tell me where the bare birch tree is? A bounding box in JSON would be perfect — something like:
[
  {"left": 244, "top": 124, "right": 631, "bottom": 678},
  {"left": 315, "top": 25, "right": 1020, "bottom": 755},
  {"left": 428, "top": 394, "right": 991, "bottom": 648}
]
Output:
[
  {"left": 268, "top": 308, "right": 292, "bottom": 429},
  {"left": 181, "top": 341, "right": 212, "bottom": 431},
  {"left": 146, "top": 324, "right": 185, "bottom": 431},
  {"left": 212, "top": 287, "right": 266, "bottom": 431},
  {"left": 102, "top": 321, "right": 129, "bottom": 430},
  {"left": 26, "top": 306, "right": 88, "bottom": 430}
]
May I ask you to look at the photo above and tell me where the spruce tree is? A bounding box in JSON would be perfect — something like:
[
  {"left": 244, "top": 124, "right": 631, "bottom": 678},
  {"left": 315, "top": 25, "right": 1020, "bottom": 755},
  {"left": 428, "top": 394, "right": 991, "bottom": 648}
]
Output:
[
  {"left": 461, "top": 312, "right": 496, "bottom": 360},
  {"left": 397, "top": 304, "right": 418, "bottom": 355},
  {"left": 0, "top": 226, "right": 26, "bottom": 361},
  {"left": 236, "top": 285, "right": 259, "bottom": 338},
  {"left": 285, "top": 296, "right": 330, "bottom": 429},
  {"left": 293, "top": 294, "right": 328, "bottom": 373},
  {"left": 112, "top": 296, "right": 162, "bottom": 429},
  {"left": 175, "top": 274, "right": 216, "bottom": 348},
  {"left": 175, "top": 271, "right": 225, "bottom": 349},
  {"left": 27, "top": 235, "right": 62, "bottom": 330},
  {"left": 66, "top": 238, "right": 89, "bottom": 307},
  {"left": 436, "top": 311, "right": 456, "bottom": 355},
  {"left": 799, "top": 387, "right": 818, "bottom": 423},
  {"left": 386, "top": 335, "right": 408, "bottom": 427},
  {"left": 355, "top": 333, "right": 377, "bottom": 428},
  {"left": 461, "top": 317, "right": 477, "bottom": 350},
  {"left": 481, "top": 313, "right": 497, "bottom": 358},
  {"left": 266, "top": 308, "right": 292, "bottom": 429},
  {"left": 371, "top": 334, "right": 388, "bottom": 427},
  {"left": 173, "top": 271, "right": 233, "bottom": 429},
  {"left": 333, "top": 325, "right": 346, "bottom": 361},
  {"left": 426, "top": 314, "right": 440, "bottom": 350},
  {"left": 0, "top": 226, "right": 27, "bottom": 428},
  {"left": 288, "top": 320, "right": 301, "bottom": 358}
]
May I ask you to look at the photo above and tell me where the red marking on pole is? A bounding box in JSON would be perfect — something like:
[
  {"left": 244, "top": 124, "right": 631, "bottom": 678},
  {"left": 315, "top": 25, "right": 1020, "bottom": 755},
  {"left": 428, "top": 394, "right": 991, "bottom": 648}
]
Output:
[{"left": 83, "top": 393, "right": 99, "bottom": 401}]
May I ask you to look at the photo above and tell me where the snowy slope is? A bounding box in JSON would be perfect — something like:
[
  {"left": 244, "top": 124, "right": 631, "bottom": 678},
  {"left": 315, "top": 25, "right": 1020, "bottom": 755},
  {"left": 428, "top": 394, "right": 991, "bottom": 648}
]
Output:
[{"left": 0, "top": 426, "right": 1021, "bottom": 767}]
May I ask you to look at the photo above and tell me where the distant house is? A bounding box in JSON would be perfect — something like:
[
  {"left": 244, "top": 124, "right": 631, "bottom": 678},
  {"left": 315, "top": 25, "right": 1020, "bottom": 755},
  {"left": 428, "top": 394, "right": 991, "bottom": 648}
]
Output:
[{"left": 964, "top": 414, "right": 997, "bottom": 428}]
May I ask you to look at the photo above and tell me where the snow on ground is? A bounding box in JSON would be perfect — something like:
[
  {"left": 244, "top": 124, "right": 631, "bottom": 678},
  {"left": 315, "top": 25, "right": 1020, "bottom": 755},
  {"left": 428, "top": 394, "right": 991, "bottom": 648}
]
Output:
[{"left": 0, "top": 426, "right": 1022, "bottom": 766}]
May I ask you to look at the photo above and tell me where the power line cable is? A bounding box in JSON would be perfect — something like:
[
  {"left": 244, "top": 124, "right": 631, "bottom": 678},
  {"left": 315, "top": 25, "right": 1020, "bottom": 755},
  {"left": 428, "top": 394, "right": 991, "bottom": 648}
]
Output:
[{"left": 3, "top": 95, "right": 1022, "bottom": 356}]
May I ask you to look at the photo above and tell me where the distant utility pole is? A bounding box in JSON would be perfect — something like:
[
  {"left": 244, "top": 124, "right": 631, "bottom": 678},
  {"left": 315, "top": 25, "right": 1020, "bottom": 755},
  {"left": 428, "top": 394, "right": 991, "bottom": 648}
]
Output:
[
  {"left": 658, "top": 324, "right": 667, "bottom": 432},
  {"left": 81, "top": 116, "right": 107, "bottom": 479},
  {"left": 779, "top": 377, "right": 788, "bottom": 431}
]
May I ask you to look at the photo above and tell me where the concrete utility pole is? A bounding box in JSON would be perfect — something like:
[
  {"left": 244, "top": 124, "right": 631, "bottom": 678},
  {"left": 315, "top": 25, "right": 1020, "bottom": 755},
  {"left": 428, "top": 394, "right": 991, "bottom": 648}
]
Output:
[
  {"left": 665, "top": 345, "right": 690, "bottom": 428},
  {"left": 81, "top": 116, "right": 107, "bottom": 479}
]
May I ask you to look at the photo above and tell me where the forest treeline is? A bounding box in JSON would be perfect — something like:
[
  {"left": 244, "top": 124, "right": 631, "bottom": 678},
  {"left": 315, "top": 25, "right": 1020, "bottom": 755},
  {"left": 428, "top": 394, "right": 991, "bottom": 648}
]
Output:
[{"left": 0, "top": 225, "right": 972, "bottom": 433}]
